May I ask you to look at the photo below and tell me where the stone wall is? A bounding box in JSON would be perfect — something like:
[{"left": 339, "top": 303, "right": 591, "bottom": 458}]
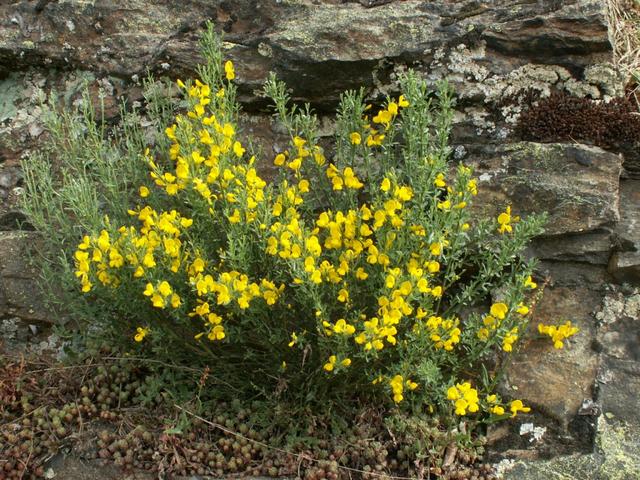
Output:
[{"left": 0, "top": 0, "right": 638, "bottom": 476}]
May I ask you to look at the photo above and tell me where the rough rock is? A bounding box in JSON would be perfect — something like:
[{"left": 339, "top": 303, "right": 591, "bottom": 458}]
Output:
[
  {"left": 468, "top": 143, "right": 622, "bottom": 236},
  {"left": 502, "top": 289, "right": 640, "bottom": 479},
  {"left": 506, "top": 287, "right": 600, "bottom": 425},
  {"left": 595, "top": 290, "right": 640, "bottom": 425},
  {"left": 487, "top": 285, "right": 601, "bottom": 462},
  {"left": 530, "top": 230, "right": 613, "bottom": 265},
  {"left": 0, "top": 231, "right": 48, "bottom": 323},
  {"left": 499, "top": 417, "right": 640, "bottom": 480},
  {"left": 609, "top": 180, "right": 640, "bottom": 284},
  {"left": 0, "top": 1, "right": 620, "bottom": 114}
]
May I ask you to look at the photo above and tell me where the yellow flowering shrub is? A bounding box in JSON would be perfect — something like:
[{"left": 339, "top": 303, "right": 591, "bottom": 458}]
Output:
[{"left": 24, "top": 24, "right": 555, "bottom": 428}]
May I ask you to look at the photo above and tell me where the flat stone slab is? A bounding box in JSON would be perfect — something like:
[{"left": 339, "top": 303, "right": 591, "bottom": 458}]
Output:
[
  {"left": 609, "top": 179, "right": 640, "bottom": 284},
  {"left": 468, "top": 143, "right": 622, "bottom": 236},
  {"left": 0, "top": 231, "right": 48, "bottom": 322},
  {"left": 499, "top": 417, "right": 640, "bottom": 480}
]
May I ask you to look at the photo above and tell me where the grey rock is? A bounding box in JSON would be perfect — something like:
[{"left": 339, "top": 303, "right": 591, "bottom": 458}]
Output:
[
  {"left": 609, "top": 252, "right": 640, "bottom": 285},
  {"left": 468, "top": 143, "right": 622, "bottom": 236},
  {"left": 506, "top": 287, "right": 600, "bottom": 425},
  {"left": 530, "top": 230, "right": 613, "bottom": 265},
  {"left": 596, "top": 290, "right": 640, "bottom": 424},
  {"left": 0, "top": 171, "right": 13, "bottom": 188},
  {"left": 0, "top": 231, "right": 48, "bottom": 322},
  {"left": 0, "top": 1, "right": 617, "bottom": 109},
  {"left": 499, "top": 417, "right": 640, "bottom": 479},
  {"left": 609, "top": 179, "right": 640, "bottom": 285},
  {"left": 613, "top": 179, "right": 640, "bottom": 251}
]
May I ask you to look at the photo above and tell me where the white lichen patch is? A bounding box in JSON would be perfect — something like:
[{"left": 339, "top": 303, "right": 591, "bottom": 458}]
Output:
[
  {"left": 595, "top": 290, "right": 632, "bottom": 324},
  {"left": 447, "top": 43, "right": 489, "bottom": 83},
  {"left": 257, "top": 42, "right": 273, "bottom": 58},
  {"left": 563, "top": 78, "right": 601, "bottom": 99},
  {"left": 519, "top": 422, "right": 547, "bottom": 443},
  {"left": 584, "top": 63, "right": 625, "bottom": 99},
  {"left": 596, "top": 417, "right": 640, "bottom": 480},
  {"left": 493, "top": 458, "right": 517, "bottom": 477}
]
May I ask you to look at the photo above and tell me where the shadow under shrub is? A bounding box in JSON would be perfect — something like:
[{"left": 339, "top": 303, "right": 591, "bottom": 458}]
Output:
[{"left": 21, "top": 22, "right": 551, "bottom": 469}]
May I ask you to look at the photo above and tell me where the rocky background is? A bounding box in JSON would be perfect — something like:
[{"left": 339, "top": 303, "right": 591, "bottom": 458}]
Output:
[{"left": 1, "top": 1, "right": 639, "bottom": 478}]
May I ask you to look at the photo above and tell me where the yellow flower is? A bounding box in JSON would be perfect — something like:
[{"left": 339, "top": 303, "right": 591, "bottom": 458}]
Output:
[
  {"left": 134, "top": 327, "right": 149, "bottom": 342},
  {"left": 491, "top": 405, "right": 505, "bottom": 415},
  {"left": 224, "top": 60, "right": 235, "bottom": 80},
  {"left": 390, "top": 375, "right": 404, "bottom": 403},
  {"left": 337, "top": 288, "right": 349, "bottom": 303},
  {"left": 373, "top": 109, "right": 393, "bottom": 127},
  {"left": 287, "top": 157, "right": 302, "bottom": 171},
  {"left": 490, "top": 302, "right": 508, "bottom": 320},
  {"left": 97, "top": 230, "right": 110, "bottom": 252},
  {"left": 288, "top": 332, "right": 298, "bottom": 347},
  {"left": 447, "top": 386, "right": 460, "bottom": 400},
  {"left": 209, "top": 325, "right": 226, "bottom": 341},
  {"left": 538, "top": 321, "right": 579, "bottom": 349},
  {"left": 158, "top": 281, "right": 172, "bottom": 297},
  {"left": 427, "top": 261, "right": 440, "bottom": 273},
  {"left": 524, "top": 275, "right": 537, "bottom": 289},
  {"left": 349, "top": 132, "right": 361, "bottom": 145},
  {"left": 340, "top": 358, "right": 352, "bottom": 367},
  {"left": 355, "top": 267, "right": 369, "bottom": 280},
  {"left": 143, "top": 283, "right": 154, "bottom": 296},
  {"left": 380, "top": 177, "right": 391, "bottom": 192},
  {"left": 233, "top": 141, "right": 245, "bottom": 158},
  {"left": 139, "top": 186, "right": 150, "bottom": 198},
  {"left": 323, "top": 355, "right": 336, "bottom": 372},
  {"left": 394, "top": 185, "right": 413, "bottom": 202},
  {"left": 366, "top": 132, "right": 385, "bottom": 147},
  {"left": 170, "top": 294, "right": 181, "bottom": 309},
  {"left": 437, "top": 199, "right": 451, "bottom": 210},
  {"left": 447, "top": 382, "right": 479, "bottom": 415},
  {"left": 510, "top": 399, "right": 531, "bottom": 417},
  {"left": 497, "top": 206, "right": 513, "bottom": 234},
  {"left": 228, "top": 209, "right": 241, "bottom": 224},
  {"left": 343, "top": 167, "right": 364, "bottom": 189},
  {"left": 502, "top": 327, "right": 518, "bottom": 352},
  {"left": 477, "top": 327, "right": 489, "bottom": 341}
]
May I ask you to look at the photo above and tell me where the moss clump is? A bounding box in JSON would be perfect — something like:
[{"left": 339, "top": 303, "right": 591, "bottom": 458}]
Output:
[{"left": 513, "top": 91, "right": 640, "bottom": 149}]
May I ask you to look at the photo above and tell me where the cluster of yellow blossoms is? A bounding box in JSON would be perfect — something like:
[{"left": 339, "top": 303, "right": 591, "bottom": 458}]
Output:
[
  {"left": 447, "top": 383, "right": 530, "bottom": 418},
  {"left": 75, "top": 207, "right": 193, "bottom": 293},
  {"left": 389, "top": 374, "right": 418, "bottom": 403},
  {"left": 447, "top": 382, "right": 480, "bottom": 416},
  {"left": 273, "top": 136, "right": 326, "bottom": 173},
  {"left": 538, "top": 321, "right": 579, "bottom": 349},
  {"left": 323, "top": 355, "right": 352, "bottom": 372},
  {"left": 477, "top": 301, "right": 529, "bottom": 352},
  {"left": 74, "top": 63, "right": 287, "bottom": 343}
]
